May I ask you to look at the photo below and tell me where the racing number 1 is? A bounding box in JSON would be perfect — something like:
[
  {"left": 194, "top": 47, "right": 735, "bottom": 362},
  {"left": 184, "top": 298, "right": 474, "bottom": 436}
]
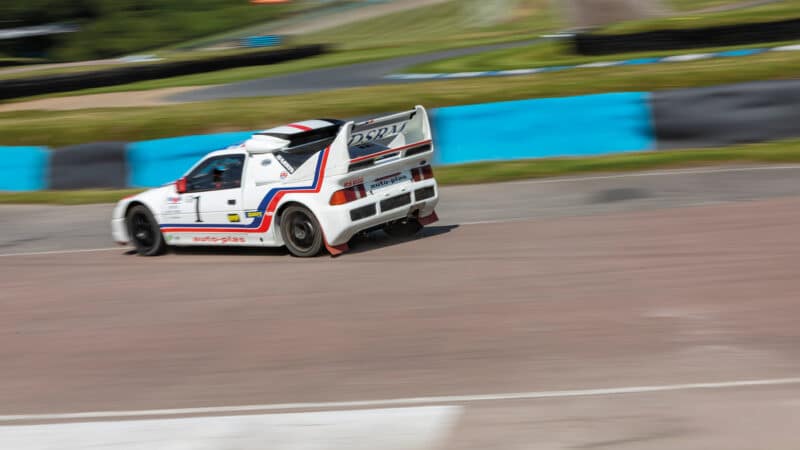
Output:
[{"left": 194, "top": 196, "right": 202, "bottom": 222}]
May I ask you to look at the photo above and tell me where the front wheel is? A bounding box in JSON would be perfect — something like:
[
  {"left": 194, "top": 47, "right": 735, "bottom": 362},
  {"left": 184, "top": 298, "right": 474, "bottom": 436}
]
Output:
[
  {"left": 280, "top": 205, "right": 324, "bottom": 257},
  {"left": 126, "top": 205, "right": 167, "bottom": 256}
]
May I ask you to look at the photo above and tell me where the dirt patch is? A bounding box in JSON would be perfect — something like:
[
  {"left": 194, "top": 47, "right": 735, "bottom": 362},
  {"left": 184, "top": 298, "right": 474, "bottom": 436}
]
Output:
[
  {"left": 0, "top": 87, "right": 196, "bottom": 112},
  {"left": 563, "top": 0, "right": 668, "bottom": 28}
]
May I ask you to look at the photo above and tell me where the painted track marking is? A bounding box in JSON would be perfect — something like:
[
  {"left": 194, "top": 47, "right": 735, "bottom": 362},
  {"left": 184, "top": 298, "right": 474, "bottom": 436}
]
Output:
[
  {"left": 2, "top": 377, "right": 799, "bottom": 423},
  {"left": 501, "top": 165, "right": 800, "bottom": 186},
  {"left": 0, "top": 247, "right": 123, "bottom": 258}
]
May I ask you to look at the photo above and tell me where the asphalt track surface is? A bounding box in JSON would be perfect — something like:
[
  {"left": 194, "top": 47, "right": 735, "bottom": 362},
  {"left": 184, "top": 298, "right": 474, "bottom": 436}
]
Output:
[
  {"left": 3, "top": 166, "right": 800, "bottom": 449},
  {"left": 168, "top": 38, "right": 545, "bottom": 103}
]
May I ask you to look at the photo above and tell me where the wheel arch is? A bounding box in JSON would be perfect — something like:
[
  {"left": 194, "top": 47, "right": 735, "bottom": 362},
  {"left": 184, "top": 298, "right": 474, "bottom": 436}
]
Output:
[
  {"left": 275, "top": 200, "right": 312, "bottom": 227},
  {"left": 274, "top": 198, "right": 344, "bottom": 255},
  {"left": 124, "top": 200, "right": 147, "bottom": 218}
]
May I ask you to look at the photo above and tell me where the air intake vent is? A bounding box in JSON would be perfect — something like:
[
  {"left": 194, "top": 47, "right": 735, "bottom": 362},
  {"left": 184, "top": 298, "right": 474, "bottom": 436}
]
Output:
[
  {"left": 414, "top": 186, "right": 435, "bottom": 201},
  {"left": 350, "top": 204, "right": 377, "bottom": 221},
  {"left": 380, "top": 193, "right": 412, "bottom": 212}
]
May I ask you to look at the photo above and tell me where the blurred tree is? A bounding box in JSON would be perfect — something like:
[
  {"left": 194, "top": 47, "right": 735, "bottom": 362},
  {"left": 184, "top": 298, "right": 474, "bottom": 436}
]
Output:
[{"left": 0, "top": 0, "right": 300, "bottom": 61}]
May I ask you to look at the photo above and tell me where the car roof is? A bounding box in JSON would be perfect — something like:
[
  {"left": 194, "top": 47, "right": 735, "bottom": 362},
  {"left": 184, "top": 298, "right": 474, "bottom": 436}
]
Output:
[
  {"left": 203, "top": 119, "right": 345, "bottom": 159},
  {"left": 257, "top": 119, "right": 344, "bottom": 148}
]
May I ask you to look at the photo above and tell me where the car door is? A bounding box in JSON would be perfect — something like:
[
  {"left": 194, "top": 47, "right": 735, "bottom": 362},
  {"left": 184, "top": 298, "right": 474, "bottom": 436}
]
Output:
[{"left": 183, "top": 153, "right": 246, "bottom": 227}]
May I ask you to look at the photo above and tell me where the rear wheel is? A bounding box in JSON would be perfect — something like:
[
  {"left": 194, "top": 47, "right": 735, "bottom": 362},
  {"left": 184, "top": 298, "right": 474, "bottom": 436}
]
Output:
[
  {"left": 280, "top": 205, "right": 324, "bottom": 257},
  {"left": 383, "top": 218, "right": 422, "bottom": 238},
  {"left": 126, "top": 205, "right": 166, "bottom": 256}
]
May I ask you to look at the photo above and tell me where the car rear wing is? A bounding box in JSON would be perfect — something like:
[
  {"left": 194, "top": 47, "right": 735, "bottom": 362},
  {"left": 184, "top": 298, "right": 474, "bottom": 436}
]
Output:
[{"left": 325, "top": 105, "right": 433, "bottom": 176}]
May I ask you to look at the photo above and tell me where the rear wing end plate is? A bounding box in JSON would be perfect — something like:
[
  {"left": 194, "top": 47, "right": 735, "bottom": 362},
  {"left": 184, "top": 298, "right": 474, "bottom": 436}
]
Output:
[{"left": 326, "top": 105, "right": 433, "bottom": 176}]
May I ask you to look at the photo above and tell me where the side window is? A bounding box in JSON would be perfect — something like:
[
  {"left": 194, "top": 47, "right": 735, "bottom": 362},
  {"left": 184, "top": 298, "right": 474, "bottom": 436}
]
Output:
[{"left": 186, "top": 155, "right": 245, "bottom": 193}]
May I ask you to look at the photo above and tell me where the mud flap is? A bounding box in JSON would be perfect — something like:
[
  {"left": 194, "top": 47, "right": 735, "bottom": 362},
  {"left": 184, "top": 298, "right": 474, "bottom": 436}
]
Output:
[
  {"left": 419, "top": 211, "right": 439, "bottom": 226},
  {"left": 325, "top": 240, "right": 349, "bottom": 257}
]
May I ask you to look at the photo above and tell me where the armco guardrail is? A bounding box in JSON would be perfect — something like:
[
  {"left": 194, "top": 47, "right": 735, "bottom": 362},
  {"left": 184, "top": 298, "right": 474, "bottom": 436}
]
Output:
[
  {"left": 2, "top": 80, "right": 800, "bottom": 191},
  {"left": 574, "top": 17, "right": 800, "bottom": 55},
  {"left": 0, "top": 45, "right": 327, "bottom": 101}
]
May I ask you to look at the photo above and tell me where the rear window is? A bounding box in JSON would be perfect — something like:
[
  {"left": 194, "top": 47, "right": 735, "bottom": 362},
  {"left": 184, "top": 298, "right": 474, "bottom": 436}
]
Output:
[{"left": 274, "top": 138, "right": 331, "bottom": 173}]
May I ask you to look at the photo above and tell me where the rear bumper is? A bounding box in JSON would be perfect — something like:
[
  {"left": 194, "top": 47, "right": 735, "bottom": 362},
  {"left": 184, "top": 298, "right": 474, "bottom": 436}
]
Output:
[{"left": 325, "top": 178, "right": 439, "bottom": 245}]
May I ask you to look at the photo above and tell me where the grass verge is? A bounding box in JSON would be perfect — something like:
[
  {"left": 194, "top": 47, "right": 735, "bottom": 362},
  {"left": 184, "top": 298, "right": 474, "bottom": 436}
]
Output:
[
  {"left": 3, "top": 139, "right": 800, "bottom": 204},
  {"left": 293, "top": 0, "right": 557, "bottom": 51},
  {"left": 0, "top": 189, "right": 144, "bottom": 205},
  {"left": 668, "top": 0, "right": 746, "bottom": 12},
  {"left": 436, "top": 139, "right": 800, "bottom": 184},
  {"left": 405, "top": 39, "right": 798, "bottom": 73}
]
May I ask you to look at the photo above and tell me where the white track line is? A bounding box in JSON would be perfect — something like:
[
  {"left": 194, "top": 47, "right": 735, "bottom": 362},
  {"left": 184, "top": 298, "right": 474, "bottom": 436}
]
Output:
[
  {"left": 2, "top": 377, "right": 798, "bottom": 423},
  {"left": 500, "top": 165, "right": 800, "bottom": 187},
  {"left": 0, "top": 247, "right": 123, "bottom": 258}
]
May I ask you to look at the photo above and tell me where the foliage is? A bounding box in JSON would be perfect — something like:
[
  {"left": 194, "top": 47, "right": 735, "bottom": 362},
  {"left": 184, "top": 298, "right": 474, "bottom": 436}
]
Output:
[{"left": 0, "top": 0, "right": 299, "bottom": 61}]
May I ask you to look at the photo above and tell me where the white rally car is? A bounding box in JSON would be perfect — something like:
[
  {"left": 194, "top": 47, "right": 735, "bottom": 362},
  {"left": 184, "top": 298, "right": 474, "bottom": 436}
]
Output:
[{"left": 112, "top": 106, "right": 439, "bottom": 257}]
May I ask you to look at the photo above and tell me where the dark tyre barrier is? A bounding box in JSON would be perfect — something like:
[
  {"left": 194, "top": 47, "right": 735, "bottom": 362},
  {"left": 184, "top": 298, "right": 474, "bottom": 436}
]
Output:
[
  {"left": 50, "top": 142, "right": 128, "bottom": 190},
  {"left": 653, "top": 79, "right": 800, "bottom": 150},
  {"left": 574, "top": 18, "right": 800, "bottom": 55},
  {"left": 0, "top": 44, "right": 328, "bottom": 101}
]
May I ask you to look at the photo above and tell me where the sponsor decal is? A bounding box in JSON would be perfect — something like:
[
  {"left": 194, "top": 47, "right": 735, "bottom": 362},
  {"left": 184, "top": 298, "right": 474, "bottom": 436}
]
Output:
[
  {"left": 228, "top": 213, "right": 241, "bottom": 223},
  {"left": 167, "top": 196, "right": 181, "bottom": 204},
  {"left": 280, "top": 171, "right": 289, "bottom": 180},
  {"left": 160, "top": 146, "right": 331, "bottom": 235},
  {"left": 368, "top": 172, "right": 409, "bottom": 192},
  {"left": 344, "top": 177, "right": 364, "bottom": 188},
  {"left": 246, "top": 211, "right": 263, "bottom": 218},
  {"left": 192, "top": 236, "right": 246, "bottom": 244},
  {"left": 275, "top": 154, "right": 295, "bottom": 173},
  {"left": 349, "top": 122, "right": 407, "bottom": 146}
]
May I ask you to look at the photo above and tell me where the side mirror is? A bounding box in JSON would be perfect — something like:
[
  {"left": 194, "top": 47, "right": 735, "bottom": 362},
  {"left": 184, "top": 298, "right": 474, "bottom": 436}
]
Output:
[{"left": 176, "top": 177, "right": 187, "bottom": 194}]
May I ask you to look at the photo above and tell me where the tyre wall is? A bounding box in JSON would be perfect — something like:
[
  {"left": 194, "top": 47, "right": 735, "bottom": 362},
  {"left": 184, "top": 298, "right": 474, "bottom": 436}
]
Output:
[
  {"left": 0, "top": 45, "right": 327, "bottom": 101},
  {"left": 652, "top": 79, "right": 800, "bottom": 150},
  {"left": 50, "top": 142, "right": 128, "bottom": 189},
  {"left": 574, "top": 18, "right": 800, "bottom": 55}
]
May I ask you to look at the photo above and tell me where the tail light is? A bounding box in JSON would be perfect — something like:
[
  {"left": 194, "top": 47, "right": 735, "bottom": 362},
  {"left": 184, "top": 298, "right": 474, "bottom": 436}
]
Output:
[
  {"left": 411, "top": 165, "right": 434, "bottom": 182},
  {"left": 330, "top": 184, "right": 367, "bottom": 205},
  {"left": 176, "top": 177, "right": 187, "bottom": 194}
]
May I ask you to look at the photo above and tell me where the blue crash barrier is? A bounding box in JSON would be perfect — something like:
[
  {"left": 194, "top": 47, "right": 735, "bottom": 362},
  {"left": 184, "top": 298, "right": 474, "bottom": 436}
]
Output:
[
  {"left": 127, "top": 131, "right": 255, "bottom": 187},
  {"left": 2, "top": 93, "right": 660, "bottom": 191},
  {"left": 241, "top": 35, "right": 282, "bottom": 48},
  {"left": 0, "top": 146, "right": 50, "bottom": 191},
  {"left": 431, "top": 92, "right": 656, "bottom": 165}
]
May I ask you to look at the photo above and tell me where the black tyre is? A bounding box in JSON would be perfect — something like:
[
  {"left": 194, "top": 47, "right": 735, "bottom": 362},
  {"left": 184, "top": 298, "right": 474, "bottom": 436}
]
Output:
[
  {"left": 280, "top": 205, "right": 324, "bottom": 257},
  {"left": 383, "top": 218, "right": 422, "bottom": 238},
  {"left": 126, "top": 205, "right": 167, "bottom": 256}
]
